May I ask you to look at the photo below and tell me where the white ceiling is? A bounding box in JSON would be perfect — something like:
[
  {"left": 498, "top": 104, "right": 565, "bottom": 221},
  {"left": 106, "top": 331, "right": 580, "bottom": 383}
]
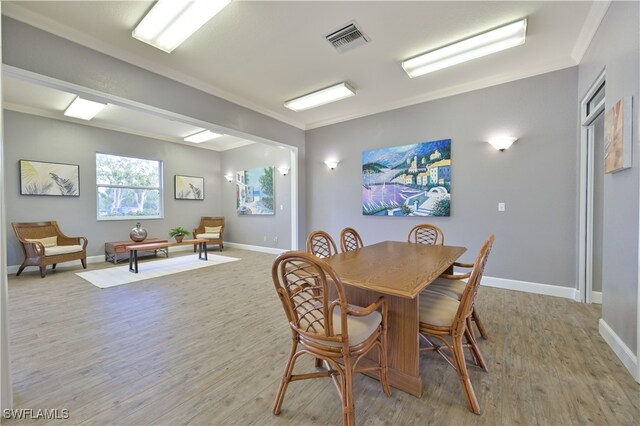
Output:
[{"left": 2, "top": 1, "right": 606, "bottom": 142}]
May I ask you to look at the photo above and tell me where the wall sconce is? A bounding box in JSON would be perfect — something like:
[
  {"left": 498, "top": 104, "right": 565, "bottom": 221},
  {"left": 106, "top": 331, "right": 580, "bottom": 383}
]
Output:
[
  {"left": 277, "top": 166, "right": 290, "bottom": 176},
  {"left": 324, "top": 160, "right": 339, "bottom": 170},
  {"left": 488, "top": 136, "right": 517, "bottom": 152},
  {"left": 224, "top": 174, "right": 233, "bottom": 182}
]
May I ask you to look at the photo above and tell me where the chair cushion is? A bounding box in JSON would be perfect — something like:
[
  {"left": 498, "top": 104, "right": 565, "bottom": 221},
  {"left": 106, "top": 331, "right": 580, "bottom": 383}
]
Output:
[
  {"left": 44, "top": 245, "right": 84, "bottom": 256},
  {"left": 427, "top": 277, "right": 467, "bottom": 300},
  {"left": 306, "top": 306, "right": 382, "bottom": 347},
  {"left": 419, "top": 290, "right": 460, "bottom": 328},
  {"left": 26, "top": 236, "right": 57, "bottom": 248},
  {"left": 205, "top": 226, "right": 222, "bottom": 234},
  {"left": 196, "top": 233, "right": 220, "bottom": 240}
]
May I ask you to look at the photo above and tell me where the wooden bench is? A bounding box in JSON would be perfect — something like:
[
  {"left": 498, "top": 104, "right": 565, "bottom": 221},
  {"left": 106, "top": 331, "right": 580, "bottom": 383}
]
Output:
[{"left": 126, "top": 239, "right": 208, "bottom": 273}]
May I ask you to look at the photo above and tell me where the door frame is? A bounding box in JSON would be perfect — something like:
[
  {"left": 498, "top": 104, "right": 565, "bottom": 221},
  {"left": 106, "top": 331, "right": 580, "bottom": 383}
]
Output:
[{"left": 578, "top": 69, "right": 605, "bottom": 304}]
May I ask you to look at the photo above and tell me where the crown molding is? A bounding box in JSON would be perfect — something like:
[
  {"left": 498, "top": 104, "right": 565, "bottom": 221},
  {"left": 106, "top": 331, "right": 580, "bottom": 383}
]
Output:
[{"left": 571, "top": 0, "right": 611, "bottom": 64}]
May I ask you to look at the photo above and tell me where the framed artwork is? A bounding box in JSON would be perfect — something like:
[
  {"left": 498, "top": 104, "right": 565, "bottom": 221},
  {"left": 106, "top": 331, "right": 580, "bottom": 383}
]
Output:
[
  {"left": 174, "top": 175, "right": 204, "bottom": 200},
  {"left": 236, "top": 166, "right": 274, "bottom": 215},
  {"left": 604, "top": 96, "right": 633, "bottom": 173},
  {"left": 362, "top": 139, "right": 451, "bottom": 216},
  {"left": 19, "top": 159, "right": 80, "bottom": 196}
]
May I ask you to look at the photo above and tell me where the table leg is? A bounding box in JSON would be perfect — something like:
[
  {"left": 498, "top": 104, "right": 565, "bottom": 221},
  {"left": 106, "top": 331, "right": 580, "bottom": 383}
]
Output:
[
  {"left": 341, "top": 286, "right": 423, "bottom": 397},
  {"left": 199, "top": 242, "right": 208, "bottom": 260},
  {"left": 128, "top": 250, "right": 139, "bottom": 273}
]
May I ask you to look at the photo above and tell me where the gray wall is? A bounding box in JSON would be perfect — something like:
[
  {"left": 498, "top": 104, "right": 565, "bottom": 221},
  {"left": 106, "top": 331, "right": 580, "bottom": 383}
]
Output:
[
  {"left": 306, "top": 67, "right": 579, "bottom": 287},
  {"left": 578, "top": 1, "right": 639, "bottom": 354},
  {"left": 220, "top": 144, "right": 292, "bottom": 249},
  {"left": 3, "top": 111, "right": 223, "bottom": 266},
  {"left": 1, "top": 16, "right": 308, "bottom": 249}
]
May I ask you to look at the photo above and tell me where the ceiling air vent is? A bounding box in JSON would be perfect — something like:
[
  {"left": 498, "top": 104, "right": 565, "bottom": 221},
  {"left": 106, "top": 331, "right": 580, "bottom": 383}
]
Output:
[{"left": 325, "top": 21, "right": 369, "bottom": 53}]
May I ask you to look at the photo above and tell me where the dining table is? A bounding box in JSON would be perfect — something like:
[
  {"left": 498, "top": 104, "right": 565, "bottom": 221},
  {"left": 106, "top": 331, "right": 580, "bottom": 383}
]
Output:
[{"left": 323, "top": 240, "right": 466, "bottom": 397}]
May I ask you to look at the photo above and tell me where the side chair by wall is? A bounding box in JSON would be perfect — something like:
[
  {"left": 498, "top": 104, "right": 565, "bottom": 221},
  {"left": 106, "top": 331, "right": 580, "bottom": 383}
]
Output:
[{"left": 12, "top": 221, "right": 88, "bottom": 278}]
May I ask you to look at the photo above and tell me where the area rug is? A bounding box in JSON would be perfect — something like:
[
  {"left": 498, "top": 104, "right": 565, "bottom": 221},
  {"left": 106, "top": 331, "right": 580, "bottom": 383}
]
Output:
[{"left": 76, "top": 254, "right": 240, "bottom": 289}]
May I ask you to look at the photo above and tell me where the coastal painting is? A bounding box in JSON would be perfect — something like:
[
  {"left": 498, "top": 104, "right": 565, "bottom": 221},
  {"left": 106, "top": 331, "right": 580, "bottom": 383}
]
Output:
[
  {"left": 362, "top": 139, "right": 451, "bottom": 216},
  {"left": 236, "top": 166, "right": 274, "bottom": 215}
]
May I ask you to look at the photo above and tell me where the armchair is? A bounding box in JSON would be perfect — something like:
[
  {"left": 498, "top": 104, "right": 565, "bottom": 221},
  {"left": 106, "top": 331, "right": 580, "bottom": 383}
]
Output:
[
  {"left": 12, "top": 221, "right": 88, "bottom": 278},
  {"left": 193, "top": 216, "right": 225, "bottom": 252}
]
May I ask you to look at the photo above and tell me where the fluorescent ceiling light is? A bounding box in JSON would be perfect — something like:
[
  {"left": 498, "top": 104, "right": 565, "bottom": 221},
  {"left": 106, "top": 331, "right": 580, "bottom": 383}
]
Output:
[
  {"left": 285, "top": 82, "right": 356, "bottom": 112},
  {"left": 402, "top": 19, "right": 527, "bottom": 78},
  {"left": 63, "top": 96, "right": 107, "bottom": 120},
  {"left": 184, "top": 130, "right": 223, "bottom": 143},
  {"left": 133, "top": 0, "right": 232, "bottom": 53}
]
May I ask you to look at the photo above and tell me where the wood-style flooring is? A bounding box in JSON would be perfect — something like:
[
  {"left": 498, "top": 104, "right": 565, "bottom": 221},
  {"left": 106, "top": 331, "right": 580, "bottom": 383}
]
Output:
[{"left": 5, "top": 248, "right": 639, "bottom": 425}]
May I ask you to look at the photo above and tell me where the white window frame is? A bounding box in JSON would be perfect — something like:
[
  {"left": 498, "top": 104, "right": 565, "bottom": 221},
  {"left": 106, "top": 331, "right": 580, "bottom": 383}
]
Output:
[{"left": 96, "top": 152, "right": 164, "bottom": 221}]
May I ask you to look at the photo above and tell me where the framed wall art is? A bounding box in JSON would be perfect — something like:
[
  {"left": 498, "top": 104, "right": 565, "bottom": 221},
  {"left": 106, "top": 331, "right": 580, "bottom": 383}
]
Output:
[
  {"left": 236, "top": 166, "right": 274, "bottom": 215},
  {"left": 604, "top": 96, "right": 633, "bottom": 173},
  {"left": 362, "top": 139, "right": 451, "bottom": 216},
  {"left": 20, "top": 159, "right": 80, "bottom": 196},
  {"left": 175, "top": 175, "right": 204, "bottom": 200}
]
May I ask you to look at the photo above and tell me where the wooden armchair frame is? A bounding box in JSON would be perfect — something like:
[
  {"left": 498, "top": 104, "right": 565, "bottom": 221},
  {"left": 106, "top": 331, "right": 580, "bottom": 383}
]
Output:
[
  {"left": 407, "top": 224, "right": 445, "bottom": 245},
  {"left": 192, "top": 216, "right": 225, "bottom": 252},
  {"left": 272, "top": 251, "right": 391, "bottom": 425},
  {"left": 12, "top": 221, "right": 88, "bottom": 278},
  {"left": 339, "top": 227, "right": 364, "bottom": 253},
  {"left": 306, "top": 230, "right": 338, "bottom": 258},
  {"left": 419, "top": 235, "right": 494, "bottom": 414}
]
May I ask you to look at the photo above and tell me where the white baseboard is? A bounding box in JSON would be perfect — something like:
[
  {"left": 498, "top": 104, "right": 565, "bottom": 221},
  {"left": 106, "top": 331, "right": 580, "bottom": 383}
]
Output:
[
  {"left": 481, "top": 276, "right": 580, "bottom": 301},
  {"left": 599, "top": 319, "right": 640, "bottom": 383},
  {"left": 590, "top": 291, "right": 602, "bottom": 304},
  {"left": 224, "top": 242, "right": 286, "bottom": 255}
]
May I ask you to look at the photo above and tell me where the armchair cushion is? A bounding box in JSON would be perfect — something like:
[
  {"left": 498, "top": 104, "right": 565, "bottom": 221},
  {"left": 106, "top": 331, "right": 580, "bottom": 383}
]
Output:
[
  {"left": 306, "top": 306, "right": 382, "bottom": 347},
  {"left": 419, "top": 290, "right": 460, "bottom": 328},
  {"left": 205, "top": 226, "right": 222, "bottom": 234},
  {"left": 196, "top": 233, "right": 220, "bottom": 239},
  {"left": 25, "top": 236, "right": 57, "bottom": 248},
  {"left": 45, "top": 245, "right": 84, "bottom": 256},
  {"left": 427, "top": 277, "right": 466, "bottom": 300}
]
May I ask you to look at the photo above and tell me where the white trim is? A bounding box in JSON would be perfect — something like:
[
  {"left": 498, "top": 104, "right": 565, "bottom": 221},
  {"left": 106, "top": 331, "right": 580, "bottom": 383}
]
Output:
[
  {"left": 290, "top": 148, "right": 299, "bottom": 250},
  {"left": 590, "top": 291, "right": 602, "bottom": 304},
  {"left": 224, "top": 242, "right": 286, "bottom": 255},
  {"left": 599, "top": 319, "right": 640, "bottom": 383},
  {"left": 480, "top": 276, "right": 580, "bottom": 301},
  {"left": 571, "top": 1, "right": 611, "bottom": 63}
]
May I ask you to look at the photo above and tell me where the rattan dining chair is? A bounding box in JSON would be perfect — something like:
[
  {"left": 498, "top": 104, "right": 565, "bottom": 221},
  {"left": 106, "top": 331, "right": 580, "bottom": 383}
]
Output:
[
  {"left": 339, "top": 227, "right": 364, "bottom": 253},
  {"left": 271, "top": 251, "right": 391, "bottom": 426},
  {"left": 427, "top": 261, "right": 490, "bottom": 339},
  {"left": 418, "top": 234, "right": 494, "bottom": 414},
  {"left": 407, "top": 224, "right": 445, "bottom": 245},
  {"left": 306, "top": 230, "right": 338, "bottom": 258}
]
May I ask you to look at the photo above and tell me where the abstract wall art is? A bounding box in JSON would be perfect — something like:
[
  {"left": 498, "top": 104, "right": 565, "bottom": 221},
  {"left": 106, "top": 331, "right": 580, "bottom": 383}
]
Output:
[
  {"left": 20, "top": 159, "right": 80, "bottom": 196},
  {"left": 604, "top": 96, "right": 633, "bottom": 173}
]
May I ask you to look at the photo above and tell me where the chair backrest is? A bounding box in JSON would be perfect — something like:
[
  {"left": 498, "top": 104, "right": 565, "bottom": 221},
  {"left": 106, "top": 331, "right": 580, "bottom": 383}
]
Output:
[
  {"left": 12, "top": 221, "right": 61, "bottom": 241},
  {"left": 272, "top": 251, "right": 349, "bottom": 346},
  {"left": 453, "top": 235, "right": 494, "bottom": 335},
  {"left": 339, "top": 227, "right": 364, "bottom": 252},
  {"left": 306, "top": 230, "right": 338, "bottom": 258},
  {"left": 198, "top": 216, "right": 225, "bottom": 233},
  {"left": 407, "top": 224, "right": 445, "bottom": 245}
]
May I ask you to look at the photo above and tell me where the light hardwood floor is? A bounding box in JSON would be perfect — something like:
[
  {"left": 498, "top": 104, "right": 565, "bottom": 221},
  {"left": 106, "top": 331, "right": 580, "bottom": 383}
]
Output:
[{"left": 4, "top": 248, "right": 639, "bottom": 425}]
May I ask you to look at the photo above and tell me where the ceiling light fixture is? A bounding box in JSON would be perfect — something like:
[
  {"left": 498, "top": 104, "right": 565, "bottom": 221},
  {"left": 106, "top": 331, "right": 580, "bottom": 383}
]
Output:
[
  {"left": 63, "top": 96, "right": 107, "bottom": 120},
  {"left": 184, "top": 130, "right": 223, "bottom": 143},
  {"left": 284, "top": 82, "right": 356, "bottom": 112},
  {"left": 402, "top": 18, "right": 527, "bottom": 78},
  {"left": 488, "top": 136, "right": 517, "bottom": 151},
  {"left": 133, "top": 0, "right": 232, "bottom": 53}
]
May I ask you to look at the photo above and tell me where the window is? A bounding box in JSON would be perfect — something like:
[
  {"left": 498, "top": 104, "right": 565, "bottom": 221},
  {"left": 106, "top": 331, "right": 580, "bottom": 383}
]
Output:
[{"left": 96, "top": 153, "right": 163, "bottom": 220}]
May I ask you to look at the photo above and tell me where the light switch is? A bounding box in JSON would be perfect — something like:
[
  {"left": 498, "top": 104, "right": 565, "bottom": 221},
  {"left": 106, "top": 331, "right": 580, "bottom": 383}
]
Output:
[
  {"left": 280, "top": 204, "right": 284, "bottom": 210},
  {"left": 498, "top": 202, "right": 506, "bottom": 212}
]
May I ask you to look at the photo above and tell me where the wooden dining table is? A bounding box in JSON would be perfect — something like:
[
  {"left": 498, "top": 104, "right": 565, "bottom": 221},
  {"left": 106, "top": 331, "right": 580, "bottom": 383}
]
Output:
[{"left": 324, "top": 240, "right": 466, "bottom": 397}]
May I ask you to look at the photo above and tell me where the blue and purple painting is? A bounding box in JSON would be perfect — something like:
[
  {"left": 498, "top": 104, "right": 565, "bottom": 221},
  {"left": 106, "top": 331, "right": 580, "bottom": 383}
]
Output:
[{"left": 362, "top": 139, "right": 451, "bottom": 216}]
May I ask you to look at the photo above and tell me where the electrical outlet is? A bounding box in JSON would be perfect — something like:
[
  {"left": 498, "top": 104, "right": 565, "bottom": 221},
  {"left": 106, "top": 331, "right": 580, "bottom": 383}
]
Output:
[
  {"left": 263, "top": 235, "right": 267, "bottom": 241},
  {"left": 498, "top": 202, "right": 506, "bottom": 212},
  {"left": 273, "top": 236, "right": 278, "bottom": 243},
  {"left": 280, "top": 204, "right": 284, "bottom": 211}
]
